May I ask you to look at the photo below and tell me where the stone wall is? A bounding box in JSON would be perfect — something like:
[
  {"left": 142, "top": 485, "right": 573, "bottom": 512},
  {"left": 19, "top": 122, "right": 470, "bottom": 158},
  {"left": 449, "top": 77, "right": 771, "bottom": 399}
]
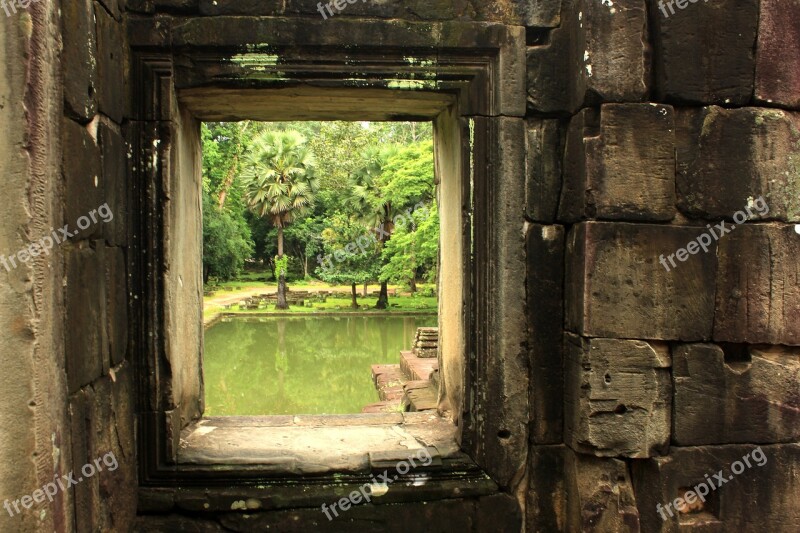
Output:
[
  {"left": 2, "top": 0, "right": 798, "bottom": 531},
  {"left": 527, "top": 0, "right": 800, "bottom": 531}
]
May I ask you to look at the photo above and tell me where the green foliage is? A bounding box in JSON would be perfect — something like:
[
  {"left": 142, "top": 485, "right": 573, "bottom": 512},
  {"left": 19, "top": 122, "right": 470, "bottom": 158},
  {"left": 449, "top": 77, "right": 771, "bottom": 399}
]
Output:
[
  {"left": 316, "top": 213, "right": 382, "bottom": 286},
  {"left": 202, "top": 195, "right": 254, "bottom": 282},
  {"left": 274, "top": 255, "right": 289, "bottom": 277},
  {"left": 241, "top": 130, "right": 319, "bottom": 228},
  {"left": 380, "top": 201, "right": 439, "bottom": 285}
]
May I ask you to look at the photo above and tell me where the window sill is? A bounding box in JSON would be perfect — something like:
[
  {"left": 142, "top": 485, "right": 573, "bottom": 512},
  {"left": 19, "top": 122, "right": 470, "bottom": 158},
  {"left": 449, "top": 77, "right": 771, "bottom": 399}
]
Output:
[{"left": 178, "top": 412, "right": 460, "bottom": 475}]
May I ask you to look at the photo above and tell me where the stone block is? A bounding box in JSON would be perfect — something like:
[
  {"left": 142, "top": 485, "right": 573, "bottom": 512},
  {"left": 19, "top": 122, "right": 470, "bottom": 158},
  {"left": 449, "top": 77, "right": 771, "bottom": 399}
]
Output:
[
  {"left": 527, "top": 224, "right": 565, "bottom": 444},
  {"left": 527, "top": 0, "right": 583, "bottom": 114},
  {"left": 527, "top": 0, "right": 649, "bottom": 113},
  {"left": 564, "top": 334, "right": 671, "bottom": 458},
  {"left": 673, "top": 343, "right": 800, "bottom": 445},
  {"left": 527, "top": 445, "right": 568, "bottom": 532},
  {"left": 66, "top": 246, "right": 107, "bottom": 393},
  {"left": 106, "top": 247, "right": 128, "bottom": 366},
  {"left": 579, "top": 0, "right": 650, "bottom": 103},
  {"left": 558, "top": 104, "right": 676, "bottom": 222},
  {"left": 565, "top": 448, "right": 640, "bottom": 532},
  {"left": 632, "top": 444, "right": 800, "bottom": 532},
  {"left": 62, "top": 0, "right": 98, "bottom": 121},
  {"left": 714, "top": 224, "right": 800, "bottom": 345},
  {"left": 95, "top": 4, "right": 126, "bottom": 124},
  {"left": 650, "top": 0, "right": 758, "bottom": 105},
  {"left": 98, "top": 121, "right": 128, "bottom": 246},
  {"left": 566, "top": 222, "right": 716, "bottom": 341},
  {"left": 676, "top": 107, "right": 800, "bottom": 222},
  {"left": 525, "top": 119, "right": 564, "bottom": 223},
  {"left": 69, "top": 386, "right": 100, "bottom": 533},
  {"left": 96, "top": 0, "right": 121, "bottom": 20},
  {"left": 92, "top": 365, "right": 136, "bottom": 530},
  {"left": 63, "top": 118, "right": 104, "bottom": 241},
  {"left": 756, "top": 0, "right": 800, "bottom": 109}
]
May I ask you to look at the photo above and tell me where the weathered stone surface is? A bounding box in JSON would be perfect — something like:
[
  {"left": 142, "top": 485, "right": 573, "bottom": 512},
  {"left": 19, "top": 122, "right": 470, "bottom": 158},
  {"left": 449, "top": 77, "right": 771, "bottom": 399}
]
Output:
[
  {"left": 196, "top": 0, "right": 537, "bottom": 24},
  {"left": 95, "top": 4, "right": 126, "bottom": 124},
  {"left": 96, "top": 0, "right": 121, "bottom": 20},
  {"left": 527, "top": 1, "right": 582, "bottom": 114},
  {"left": 673, "top": 343, "right": 800, "bottom": 445},
  {"left": 676, "top": 107, "right": 800, "bottom": 222},
  {"left": 650, "top": 0, "right": 758, "bottom": 105},
  {"left": 527, "top": 0, "right": 648, "bottom": 113},
  {"left": 63, "top": 118, "right": 104, "bottom": 241},
  {"left": 756, "top": 0, "right": 800, "bottom": 109},
  {"left": 476, "top": 493, "right": 523, "bottom": 532},
  {"left": 714, "top": 224, "right": 800, "bottom": 345},
  {"left": 564, "top": 334, "right": 671, "bottom": 458},
  {"left": 69, "top": 386, "right": 100, "bottom": 533},
  {"left": 566, "top": 222, "right": 716, "bottom": 341},
  {"left": 527, "top": 224, "right": 565, "bottom": 444},
  {"left": 105, "top": 247, "right": 127, "bottom": 366},
  {"left": 632, "top": 444, "right": 800, "bottom": 532},
  {"left": 527, "top": 445, "right": 567, "bottom": 532},
  {"left": 465, "top": 117, "right": 529, "bottom": 489},
  {"left": 62, "top": 0, "right": 98, "bottom": 120},
  {"left": 559, "top": 104, "right": 676, "bottom": 222},
  {"left": 579, "top": 0, "right": 649, "bottom": 103},
  {"left": 526, "top": 119, "right": 564, "bottom": 223},
  {"left": 98, "top": 121, "right": 128, "bottom": 246},
  {"left": 565, "top": 448, "right": 640, "bottom": 532},
  {"left": 66, "top": 246, "right": 107, "bottom": 393}
]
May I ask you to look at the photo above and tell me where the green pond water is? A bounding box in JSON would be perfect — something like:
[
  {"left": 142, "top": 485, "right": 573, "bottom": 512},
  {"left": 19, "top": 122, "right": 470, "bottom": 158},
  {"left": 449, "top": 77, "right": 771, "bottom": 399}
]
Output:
[{"left": 203, "top": 315, "right": 438, "bottom": 416}]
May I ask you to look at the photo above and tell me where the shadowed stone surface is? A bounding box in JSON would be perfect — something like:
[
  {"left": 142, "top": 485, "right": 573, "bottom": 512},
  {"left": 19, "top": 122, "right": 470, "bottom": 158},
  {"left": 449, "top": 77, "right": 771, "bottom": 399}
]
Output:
[
  {"left": 566, "top": 222, "right": 716, "bottom": 341},
  {"left": 673, "top": 343, "right": 800, "bottom": 445},
  {"left": 714, "top": 225, "right": 800, "bottom": 345},
  {"left": 756, "top": 0, "right": 800, "bottom": 109},
  {"left": 526, "top": 119, "right": 564, "bottom": 223},
  {"left": 559, "top": 104, "right": 676, "bottom": 222},
  {"left": 564, "top": 334, "right": 671, "bottom": 458},
  {"left": 676, "top": 107, "right": 800, "bottom": 222},
  {"left": 632, "top": 444, "right": 800, "bottom": 533},
  {"left": 650, "top": 0, "right": 758, "bottom": 105},
  {"left": 62, "top": 0, "right": 98, "bottom": 120}
]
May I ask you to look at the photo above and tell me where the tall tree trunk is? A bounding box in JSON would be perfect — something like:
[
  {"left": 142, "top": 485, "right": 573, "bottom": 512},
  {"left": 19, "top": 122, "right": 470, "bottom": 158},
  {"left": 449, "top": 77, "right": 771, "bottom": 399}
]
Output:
[
  {"left": 276, "top": 226, "right": 289, "bottom": 309},
  {"left": 363, "top": 282, "right": 368, "bottom": 297},
  {"left": 217, "top": 121, "right": 250, "bottom": 208},
  {"left": 409, "top": 277, "right": 417, "bottom": 293},
  {"left": 351, "top": 283, "right": 359, "bottom": 309},
  {"left": 376, "top": 281, "right": 389, "bottom": 309}
]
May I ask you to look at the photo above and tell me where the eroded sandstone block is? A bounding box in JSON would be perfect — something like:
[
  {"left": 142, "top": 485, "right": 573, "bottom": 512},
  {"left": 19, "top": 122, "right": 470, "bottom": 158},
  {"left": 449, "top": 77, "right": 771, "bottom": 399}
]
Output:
[
  {"left": 564, "top": 334, "right": 671, "bottom": 458},
  {"left": 676, "top": 107, "right": 800, "bottom": 222},
  {"left": 565, "top": 448, "right": 641, "bottom": 532},
  {"left": 527, "top": 224, "right": 565, "bottom": 444},
  {"left": 715, "top": 224, "right": 800, "bottom": 345},
  {"left": 63, "top": 118, "right": 104, "bottom": 241},
  {"left": 632, "top": 444, "right": 800, "bottom": 533},
  {"left": 559, "top": 104, "right": 676, "bottom": 222},
  {"left": 650, "top": 0, "right": 758, "bottom": 105},
  {"left": 673, "top": 343, "right": 800, "bottom": 445},
  {"left": 95, "top": 5, "right": 126, "bottom": 124},
  {"left": 566, "top": 222, "right": 716, "bottom": 341},
  {"left": 62, "top": 0, "right": 98, "bottom": 121},
  {"left": 527, "top": 0, "right": 649, "bottom": 113},
  {"left": 756, "top": 0, "right": 800, "bottom": 109},
  {"left": 526, "top": 119, "right": 564, "bottom": 223}
]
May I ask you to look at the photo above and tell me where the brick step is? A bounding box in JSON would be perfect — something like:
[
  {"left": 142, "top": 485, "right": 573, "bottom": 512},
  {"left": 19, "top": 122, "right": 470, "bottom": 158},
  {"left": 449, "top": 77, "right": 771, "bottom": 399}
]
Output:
[
  {"left": 400, "top": 350, "right": 438, "bottom": 381},
  {"left": 361, "top": 401, "right": 402, "bottom": 414}
]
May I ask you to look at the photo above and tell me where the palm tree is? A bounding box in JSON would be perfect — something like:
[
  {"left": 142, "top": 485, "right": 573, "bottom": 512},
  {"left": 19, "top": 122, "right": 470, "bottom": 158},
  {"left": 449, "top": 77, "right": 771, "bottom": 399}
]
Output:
[
  {"left": 347, "top": 145, "right": 400, "bottom": 309},
  {"left": 241, "top": 130, "right": 319, "bottom": 309}
]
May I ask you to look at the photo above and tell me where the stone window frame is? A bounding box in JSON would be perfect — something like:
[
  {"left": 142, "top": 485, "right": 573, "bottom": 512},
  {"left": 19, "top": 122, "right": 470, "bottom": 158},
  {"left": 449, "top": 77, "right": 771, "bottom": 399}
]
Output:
[{"left": 129, "top": 17, "right": 527, "bottom": 501}]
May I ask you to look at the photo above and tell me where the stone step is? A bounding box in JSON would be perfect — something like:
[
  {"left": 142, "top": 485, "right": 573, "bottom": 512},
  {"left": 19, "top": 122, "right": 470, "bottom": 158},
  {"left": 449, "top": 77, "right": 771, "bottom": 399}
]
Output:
[
  {"left": 361, "top": 401, "right": 402, "bottom": 414},
  {"left": 402, "top": 381, "right": 437, "bottom": 412},
  {"left": 400, "top": 350, "right": 438, "bottom": 381}
]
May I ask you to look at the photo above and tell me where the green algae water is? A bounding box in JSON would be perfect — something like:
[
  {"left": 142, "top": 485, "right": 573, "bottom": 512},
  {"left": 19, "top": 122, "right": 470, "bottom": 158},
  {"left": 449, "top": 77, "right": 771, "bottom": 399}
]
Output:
[{"left": 203, "top": 315, "right": 438, "bottom": 416}]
